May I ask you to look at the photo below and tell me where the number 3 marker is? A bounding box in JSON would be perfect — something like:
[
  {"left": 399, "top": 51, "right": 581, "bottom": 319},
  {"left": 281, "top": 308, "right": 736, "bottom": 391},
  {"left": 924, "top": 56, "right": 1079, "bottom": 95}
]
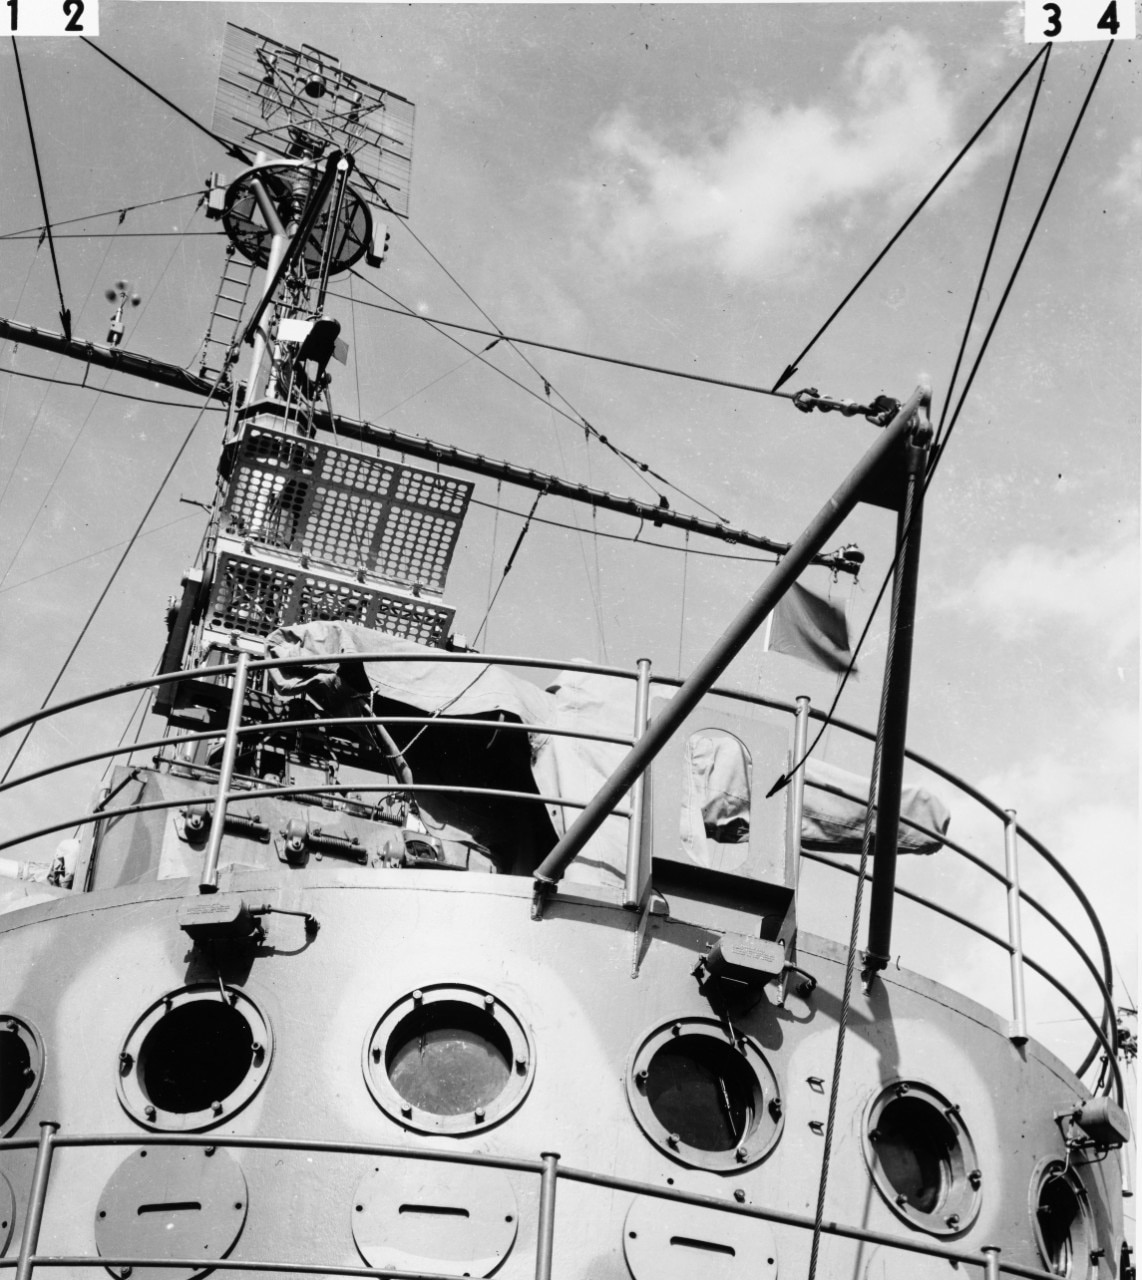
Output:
[{"left": 1026, "top": 0, "right": 1134, "bottom": 42}]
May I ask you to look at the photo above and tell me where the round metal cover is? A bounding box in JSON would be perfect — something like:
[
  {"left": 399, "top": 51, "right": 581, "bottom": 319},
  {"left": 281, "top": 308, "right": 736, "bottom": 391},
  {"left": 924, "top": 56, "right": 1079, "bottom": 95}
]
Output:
[
  {"left": 622, "top": 1195, "right": 777, "bottom": 1280},
  {"left": 0, "top": 1171, "right": 15, "bottom": 1253},
  {"left": 117, "top": 985, "right": 272, "bottom": 1132},
  {"left": 351, "top": 1158, "right": 518, "bottom": 1278},
  {"left": 861, "top": 1079, "right": 982, "bottom": 1236},
  {"left": 0, "top": 1015, "right": 44, "bottom": 1136},
  {"left": 626, "top": 1016, "right": 783, "bottom": 1172},
  {"left": 223, "top": 160, "right": 372, "bottom": 277},
  {"left": 95, "top": 1145, "right": 248, "bottom": 1280},
  {"left": 363, "top": 984, "right": 534, "bottom": 1136}
]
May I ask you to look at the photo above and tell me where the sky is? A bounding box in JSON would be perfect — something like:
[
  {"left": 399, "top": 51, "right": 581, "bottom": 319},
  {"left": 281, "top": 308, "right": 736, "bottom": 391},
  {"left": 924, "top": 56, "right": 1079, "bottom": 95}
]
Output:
[{"left": 0, "top": 3, "right": 1137, "bottom": 1091}]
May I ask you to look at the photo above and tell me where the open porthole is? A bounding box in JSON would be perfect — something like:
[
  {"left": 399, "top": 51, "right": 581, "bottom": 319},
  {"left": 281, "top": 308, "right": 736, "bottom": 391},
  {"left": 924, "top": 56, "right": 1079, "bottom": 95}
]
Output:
[
  {"left": 0, "top": 1015, "right": 44, "bottom": 1136},
  {"left": 1030, "top": 1158, "right": 1094, "bottom": 1278},
  {"left": 626, "top": 1017, "right": 782, "bottom": 1173},
  {"left": 862, "top": 1080, "right": 981, "bottom": 1235},
  {"left": 363, "top": 984, "right": 534, "bottom": 1136},
  {"left": 117, "top": 986, "right": 272, "bottom": 1131}
]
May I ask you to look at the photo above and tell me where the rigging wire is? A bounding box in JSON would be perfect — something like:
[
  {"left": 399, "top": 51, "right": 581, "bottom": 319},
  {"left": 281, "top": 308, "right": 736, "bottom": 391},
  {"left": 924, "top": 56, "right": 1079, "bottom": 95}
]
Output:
[
  {"left": 391, "top": 217, "right": 730, "bottom": 521},
  {"left": 677, "top": 530, "right": 690, "bottom": 674},
  {"left": 12, "top": 39, "right": 71, "bottom": 338},
  {"left": 0, "top": 369, "right": 227, "bottom": 786},
  {"left": 472, "top": 487, "right": 548, "bottom": 648},
  {"left": 348, "top": 268, "right": 729, "bottom": 519},
  {"left": 349, "top": 269, "right": 668, "bottom": 507},
  {"left": 769, "top": 39, "right": 1095, "bottom": 799},
  {"left": 935, "top": 44, "right": 1052, "bottom": 448},
  {"left": 0, "top": 190, "right": 202, "bottom": 241},
  {"left": 774, "top": 40, "right": 1050, "bottom": 391},
  {"left": 0, "top": 513, "right": 200, "bottom": 596},
  {"left": 1, "top": 231, "right": 222, "bottom": 240},
  {"left": 79, "top": 37, "right": 253, "bottom": 164},
  {"left": 327, "top": 287, "right": 798, "bottom": 404},
  {"left": 0, "top": 366, "right": 226, "bottom": 411}
]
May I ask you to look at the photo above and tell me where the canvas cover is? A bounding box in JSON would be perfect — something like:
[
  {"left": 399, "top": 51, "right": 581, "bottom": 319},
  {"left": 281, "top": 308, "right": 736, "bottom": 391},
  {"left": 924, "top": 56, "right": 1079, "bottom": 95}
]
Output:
[{"left": 265, "top": 623, "right": 950, "bottom": 885}]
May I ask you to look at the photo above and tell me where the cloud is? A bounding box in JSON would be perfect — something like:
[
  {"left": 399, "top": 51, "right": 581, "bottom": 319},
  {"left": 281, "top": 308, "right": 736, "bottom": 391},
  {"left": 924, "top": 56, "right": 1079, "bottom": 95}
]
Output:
[
  {"left": 1105, "top": 137, "right": 1142, "bottom": 213},
  {"left": 944, "top": 527, "right": 1139, "bottom": 659},
  {"left": 580, "top": 28, "right": 982, "bottom": 280}
]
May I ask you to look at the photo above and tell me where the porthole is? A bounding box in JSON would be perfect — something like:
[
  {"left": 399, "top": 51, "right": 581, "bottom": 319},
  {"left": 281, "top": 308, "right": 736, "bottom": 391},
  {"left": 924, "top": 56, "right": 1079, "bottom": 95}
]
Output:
[
  {"left": 117, "top": 985, "right": 272, "bottom": 1131},
  {"left": 364, "top": 984, "right": 534, "bottom": 1135},
  {"left": 1030, "top": 1158, "right": 1094, "bottom": 1278},
  {"left": 0, "top": 1016, "right": 44, "bottom": 1136},
  {"left": 862, "top": 1080, "right": 981, "bottom": 1235},
  {"left": 626, "top": 1017, "right": 782, "bottom": 1173}
]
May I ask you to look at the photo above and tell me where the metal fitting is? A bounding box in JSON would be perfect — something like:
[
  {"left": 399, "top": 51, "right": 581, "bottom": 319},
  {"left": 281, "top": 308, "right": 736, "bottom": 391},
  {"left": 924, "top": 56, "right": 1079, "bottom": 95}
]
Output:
[
  {"left": 946, "top": 1214, "right": 960, "bottom": 1229},
  {"left": 734, "top": 1146, "right": 749, "bottom": 1163},
  {"left": 733, "top": 1189, "right": 746, "bottom": 1203},
  {"left": 474, "top": 1108, "right": 486, "bottom": 1123},
  {"left": 119, "top": 1051, "right": 133, "bottom": 1074},
  {"left": 211, "top": 1099, "right": 223, "bottom": 1115},
  {"left": 969, "top": 1169, "right": 982, "bottom": 1189},
  {"left": 400, "top": 1104, "right": 412, "bottom": 1118},
  {"left": 483, "top": 993, "right": 495, "bottom": 1009},
  {"left": 768, "top": 1097, "right": 782, "bottom": 1119},
  {"left": 666, "top": 1132, "right": 680, "bottom": 1149},
  {"left": 144, "top": 1104, "right": 156, "bottom": 1120}
]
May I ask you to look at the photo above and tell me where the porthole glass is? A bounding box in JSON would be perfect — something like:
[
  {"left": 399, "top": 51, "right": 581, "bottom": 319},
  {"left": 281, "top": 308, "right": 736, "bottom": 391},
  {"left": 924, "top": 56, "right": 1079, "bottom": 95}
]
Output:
[
  {"left": 364, "top": 985, "right": 533, "bottom": 1135},
  {"left": 117, "top": 986, "right": 272, "bottom": 1131},
  {"left": 1030, "top": 1159, "right": 1093, "bottom": 1278},
  {"left": 0, "top": 1016, "right": 44, "bottom": 1136},
  {"left": 386, "top": 1001, "right": 512, "bottom": 1116},
  {"left": 627, "top": 1017, "right": 782, "bottom": 1173},
  {"left": 862, "top": 1080, "right": 981, "bottom": 1235}
]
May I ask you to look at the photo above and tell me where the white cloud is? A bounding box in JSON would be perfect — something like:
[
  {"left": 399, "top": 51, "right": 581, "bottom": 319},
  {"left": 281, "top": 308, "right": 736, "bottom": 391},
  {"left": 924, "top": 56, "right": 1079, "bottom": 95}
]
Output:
[
  {"left": 1105, "top": 137, "right": 1142, "bottom": 213},
  {"left": 580, "top": 28, "right": 982, "bottom": 280},
  {"left": 945, "top": 527, "right": 1139, "bottom": 659}
]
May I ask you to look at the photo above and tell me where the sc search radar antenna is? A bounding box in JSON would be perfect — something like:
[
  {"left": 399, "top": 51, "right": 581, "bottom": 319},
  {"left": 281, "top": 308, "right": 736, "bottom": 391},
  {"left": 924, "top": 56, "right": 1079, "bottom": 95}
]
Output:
[
  {"left": 212, "top": 23, "right": 415, "bottom": 218},
  {"left": 205, "top": 24, "right": 414, "bottom": 402}
]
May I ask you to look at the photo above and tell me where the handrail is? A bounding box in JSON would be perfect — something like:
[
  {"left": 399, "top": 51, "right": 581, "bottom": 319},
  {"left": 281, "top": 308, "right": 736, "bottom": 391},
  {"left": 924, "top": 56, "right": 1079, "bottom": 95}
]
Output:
[
  {"left": 0, "top": 1127, "right": 1083, "bottom": 1280},
  {"left": 0, "top": 651, "right": 1118, "bottom": 1086}
]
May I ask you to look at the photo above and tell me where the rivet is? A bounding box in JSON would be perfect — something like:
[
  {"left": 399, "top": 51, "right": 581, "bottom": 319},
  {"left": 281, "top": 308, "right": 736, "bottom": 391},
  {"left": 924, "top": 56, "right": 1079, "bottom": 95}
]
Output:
[
  {"left": 474, "top": 1107, "right": 486, "bottom": 1123},
  {"left": 733, "top": 1189, "right": 746, "bottom": 1203},
  {"left": 205, "top": 1147, "right": 215, "bottom": 1157},
  {"left": 400, "top": 1104, "right": 412, "bottom": 1118},
  {"left": 483, "top": 993, "right": 495, "bottom": 1009},
  {"left": 144, "top": 1105, "right": 156, "bottom": 1120},
  {"left": 666, "top": 1132, "right": 680, "bottom": 1149},
  {"left": 896, "top": 1082, "right": 910, "bottom": 1096},
  {"left": 234, "top": 1202, "right": 243, "bottom": 1211},
  {"left": 413, "top": 990, "right": 424, "bottom": 1004},
  {"left": 670, "top": 1022, "right": 681, "bottom": 1036},
  {"left": 212, "top": 1100, "right": 223, "bottom": 1115},
  {"left": 355, "top": 1205, "right": 363, "bottom": 1213}
]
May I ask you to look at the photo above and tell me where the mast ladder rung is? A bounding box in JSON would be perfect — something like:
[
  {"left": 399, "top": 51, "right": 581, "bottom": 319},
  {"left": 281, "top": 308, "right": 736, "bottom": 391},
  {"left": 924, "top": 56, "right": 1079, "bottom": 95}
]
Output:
[{"left": 198, "top": 246, "right": 256, "bottom": 382}]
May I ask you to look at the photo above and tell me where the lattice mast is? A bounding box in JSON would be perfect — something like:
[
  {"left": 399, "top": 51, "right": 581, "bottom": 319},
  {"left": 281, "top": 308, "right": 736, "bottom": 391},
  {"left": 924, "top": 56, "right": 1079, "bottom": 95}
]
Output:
[{"left": 158, "top": 26, "right": 470, "bottom": 729}]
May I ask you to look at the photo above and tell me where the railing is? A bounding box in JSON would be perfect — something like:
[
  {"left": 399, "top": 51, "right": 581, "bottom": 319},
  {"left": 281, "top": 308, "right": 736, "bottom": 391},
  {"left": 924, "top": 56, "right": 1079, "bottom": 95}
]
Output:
[
  {"left": 0, "top": 1124, "right": 1081, "bottom": 1280},
  {"left": 0, "top": 651, "right": 1120, "bottom": 1100}
]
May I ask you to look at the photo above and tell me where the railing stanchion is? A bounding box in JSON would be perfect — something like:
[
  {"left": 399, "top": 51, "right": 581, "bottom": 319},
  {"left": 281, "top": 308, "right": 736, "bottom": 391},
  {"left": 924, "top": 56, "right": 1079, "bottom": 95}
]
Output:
[
  {"left": 779, "top": 694, "right": 811, "bottom": 1003},
  {"left": 200, "top": 652, "right": 250, "bottom": 894},
  {"left": 981, "top": 1245, "right": 1001, "bottom": 1280},
  {"left": 535, "top": 1151, "right": 560, "bottom": 1280},
  {"left": 623, "top": 658, "right": 653, "bottom": 910},
  {"left": 1003, "top": 808, "right": 1029, "bottom": 1044},
  {"left": 14, "top": 1121, "right": 58, "bottom": 1280}
]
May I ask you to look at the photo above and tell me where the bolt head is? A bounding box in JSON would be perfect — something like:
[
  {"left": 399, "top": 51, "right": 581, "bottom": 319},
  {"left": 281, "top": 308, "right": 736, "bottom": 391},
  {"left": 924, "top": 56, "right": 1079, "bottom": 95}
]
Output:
[
  {"left": 895, "top": 1193, "right": 908, "bottom": 1206},
  {"left": 946, "top": 1214, "right": 960, "bottom": 1228},
  {"left": 474, "top": 1107, "right": 486, "bottom": 1122},
  {"left": 733, "top": 1189, "right": 746, "bottom": 1203},
  {"left": 670, "top": 1022, "right": 681, "bottom": 1036},
  {"left": 969, "top": 1169, "right": 982, "bottom": 1189},
  {"left": 412, "top": 990, "right": 424, "bottom": 1004},
  {"left": 400, "top": 1104, "right": 412, "bottom": 1118},
  {"left": 666, "top": 1132, "right": 680, "bottom": 1149},
  {"left": 144, "top": 1105, "right": 156, "bottom": 1120},
  {"left": 734, "top": 1146, "right": 749, "bottom": 1163},
  {"left": 483, "top": 993, "right": 495, "bottom": 1008},
  {"left": 211, "top": 1099, "right": 223, "bottom": 1115}
]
